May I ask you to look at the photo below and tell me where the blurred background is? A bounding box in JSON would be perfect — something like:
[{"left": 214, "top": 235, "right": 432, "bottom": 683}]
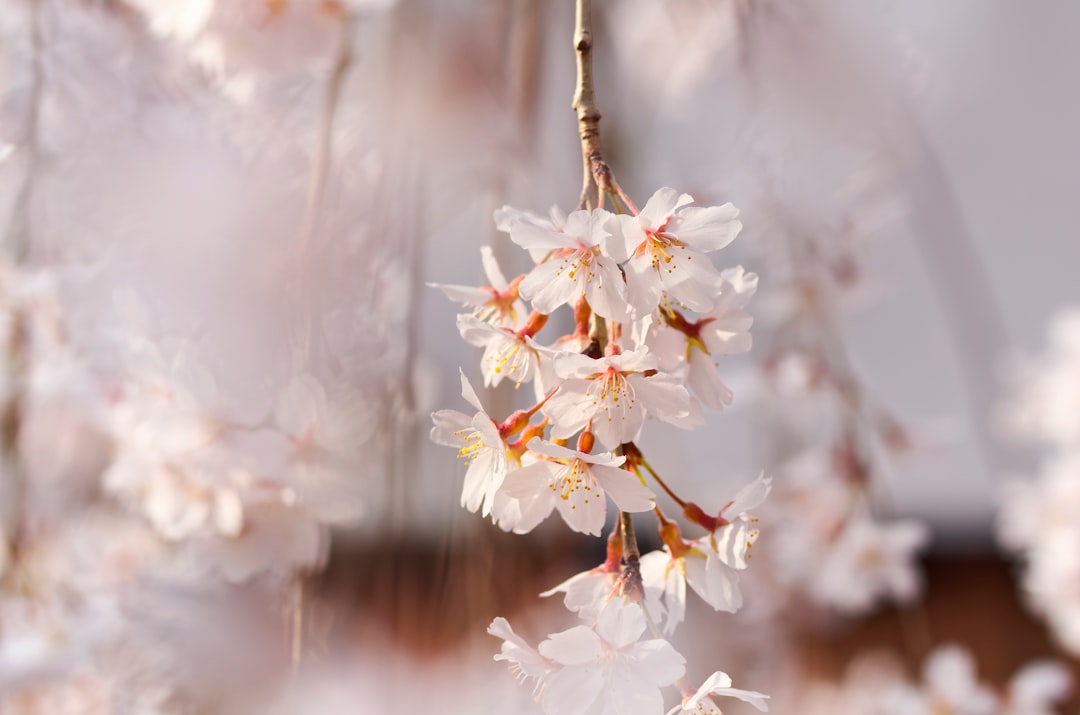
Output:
[{"left": 0, "top": 0, "right": 1078, "bottom": 713}]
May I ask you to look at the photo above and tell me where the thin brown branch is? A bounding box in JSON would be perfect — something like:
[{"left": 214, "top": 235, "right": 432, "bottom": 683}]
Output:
[
  {"left": 572, "top": 0, "right": 605, "bottom": 210},
  {"left": 617, "top": 511, "right": 644, "bottom": 601}
]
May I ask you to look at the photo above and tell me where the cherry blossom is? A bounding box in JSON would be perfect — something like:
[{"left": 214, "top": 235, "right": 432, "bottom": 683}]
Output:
[
  {"left": 509, "top": 208, "right": 629, "bottom": 320},
  {"left": 543, "top": 348, "right": 692, "bottom": 449},
  {"left": 536, "top": 598, "right": 686, "bottom": 715},
  {"left": 430, "top": 369, "right": 514, "bottom": 517},
  {"left": 668, "top": 671, "right": 770, "bottom": 715},
  {"left": 487, "top": 617, "right": 552, "bottom": 699},
  {"left": 430, "top": 246, "right": 526, "bottom": 329},
  {"left": 612, "top": 188, "right": 742, "bottom": 318},
  {"left": 648, "top": 267, "right": 758, "bottom": 410},
  {"left": 498, "top": 438, "right": 654, "bottom": 537},
  {"left": 457, "top": 314, "right": 542, "bottom": 390},
  {"left": 542, "top": 564, "right": 666, "bottom": 625}
]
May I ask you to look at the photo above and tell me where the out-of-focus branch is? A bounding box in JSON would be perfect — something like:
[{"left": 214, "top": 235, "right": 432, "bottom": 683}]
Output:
[
  {"left": 298, "top": 16, "right": 354, "bottom": 361},
  {"left": 6, "top": 1, "right": 43, "bottom": 262}
]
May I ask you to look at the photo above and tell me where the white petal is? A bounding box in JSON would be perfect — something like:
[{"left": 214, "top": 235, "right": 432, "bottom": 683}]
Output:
[
  {"left": 431, "top": 282, "right": 494, "bottom": 306},
  {"left": 639, "top": 188, "right": 693, "bottom": 231},
  {"left": 593, "top": 464, "right": 655, "bottom": 513},
  {"left": 629, "top": 639, "right": 686, "bottom": 686},
  {"left": 542, "top": 664, "right": 604, "bottom": 715},
  {"left": 623, "top": 253, "right": 664, "bottom": 318},
  {"left": 584, "top": 254, "right": 630, "bottom": 320},
  {"left": 509, "top": 221, "right": 577, "bottom": 251},
  {"left": 526, "top": 437, "right": 624, "bottom": 467},
  {"left": 543, "top": 383, "right": 594, "bottom": 438},
  {"left": 724, "top": 473, "right": 772, "bottom": 516},
  {"left": 520, "top": 252, "right": 582, "bottom": 315},
  {"left": 687, "top": 347, "right": 734, "bottom": 410},
  {"left": 666, "top": 203, "right": 741, "bottom": 252},
  {"left": 498, "top": 461, "right": 556, "bottom": 499},
  {"left": 539, "top": 626, "right": 603, "bottom": 665},
  {"left": 627, "top": 373, "right": 691, "bottom": 423},
  {"left": 458, "top": 368, "right": 485, "bottom": 413},
  {"left": 429, "top": 409, "right": 472, "bottom": 447},
  {"left": 480, "top": 246, "right": 510, "bottom": 290},
  {"left": 550, "top": 462, "right": 608, "bottom": 536},
  {"left": 595, "top": 598, "right": 647, "bottom": 649}
]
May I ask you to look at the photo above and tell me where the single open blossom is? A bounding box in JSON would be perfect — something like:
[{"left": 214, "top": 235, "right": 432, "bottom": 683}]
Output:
[
  {"left": 429, "top": 246, "right": 526, "bottom": 329},
  {"left": 712, "top": 472, "right": 771, "bottom": 569},
  {"left": 668, "top": 671, "right": 770, "bottom": 715},
  {"left": 613, "top": 188, "right": 741, "bottom": 318},
  {"left": 543, "top": 347, "right": 691, "bottom": 449},
  {"left": 648, "top": 267, "right": 758, "bottom": 410},
  {"left": 430, "top": 369, "right": 512, "bottom": 517},
  {"left": 537, "top": 598, "right": 686, "bottom": 715},
  {"left": 509, "top": 208, "right": 629, "bottom": 320},
  {"left": 457, "top": 314, "right": 541, "bottom": 390},
  {"left": 499, "top": 438, "right": 654, "bottom": 536}
]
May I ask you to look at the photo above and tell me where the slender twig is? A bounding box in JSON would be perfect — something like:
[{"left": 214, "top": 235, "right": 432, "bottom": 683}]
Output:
[
  {"left": 620, "top": 511, "right": 640, "bottom": 561},
  {"left": 639, "top": 459, "right": 688, "bottom": 508},
  {"left": 572, "top": 0, "right": 605, "bottom": 210}
]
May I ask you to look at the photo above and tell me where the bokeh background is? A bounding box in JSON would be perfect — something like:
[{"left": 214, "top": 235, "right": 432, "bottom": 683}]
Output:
[{"left": 1, "top": 1, "right": 1078, "bottom": 713}]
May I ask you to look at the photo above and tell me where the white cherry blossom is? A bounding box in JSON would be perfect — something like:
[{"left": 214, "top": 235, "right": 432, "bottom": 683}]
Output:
[
  {"left": 509, "top": 208, "right": 629, "bottom": 320},
  {"left": 668, "top": 671, "right": 770, "bottom": 715},
  {"left": 647, "top": 267, "right": 757, "bottom": 410},
  {"left": 495, "top": 204, "right": 568, "bottom": 263},
  {"left": 613, "top": 188, "right": 742, "bottom": 318},
  {"left": 542, "top": 347, "right": 692, "bottom": 449},
  {"left": 430, "top": 246, "right": 526, "bottom": 329},
  {"left": 487, "top": 617, "right": 553, "bottom": 699},
  {"left": 542, "top": 564, "right": 666, "bottom": 625},
  {"left": 498, "top": 438, "right": 654, "bottom": 536},
  {"left": 537, "top": 598, "right": 686, "bottom": 715},
  {"left": 457, "top": 314, "right": 542, "bottom": 390},
  {"left": 430, "top": 369, "right": 513, "bottom": 517}
]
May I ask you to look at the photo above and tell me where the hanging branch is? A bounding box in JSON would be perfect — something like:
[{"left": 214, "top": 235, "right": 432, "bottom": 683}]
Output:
[
  {"left": 571, "top": 0, "right": 642, "bottom": 580},
  {"left": 572, "top": 0, "right": 608, "bottom": 211},
  {"left": 297, "top": 15, "right": 355, "bottom": 363}
]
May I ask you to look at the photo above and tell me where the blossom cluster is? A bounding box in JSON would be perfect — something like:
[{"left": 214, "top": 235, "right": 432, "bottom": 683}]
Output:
[
  {"left": 999, "top": 308, "right": 1080, "bottom": 654},
  {"left": 789, "top": 645, "right": 1071, "bottom": 715},
  {"left": 0, "top": 1, "right": 403, "bottom": 709},
  {"left": 432, "top": 188, "right": 769, "bottom": 714}
]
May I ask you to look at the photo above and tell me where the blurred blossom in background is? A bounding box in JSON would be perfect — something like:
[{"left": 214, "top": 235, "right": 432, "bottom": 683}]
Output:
[{"left": 0, "top": 0, "right": 1078, "bottom": 713}]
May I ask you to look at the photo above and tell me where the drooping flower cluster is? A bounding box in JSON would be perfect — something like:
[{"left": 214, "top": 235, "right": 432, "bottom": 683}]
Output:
[
  {"left": 998, "top": 308, "right": 1080, "bottom": 654},
  {"left": 432, "top": 188, "right": 769, "bottom": 713},
  {"left": 778, "top": 645, "right": 1071, "bottom": 715}
]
